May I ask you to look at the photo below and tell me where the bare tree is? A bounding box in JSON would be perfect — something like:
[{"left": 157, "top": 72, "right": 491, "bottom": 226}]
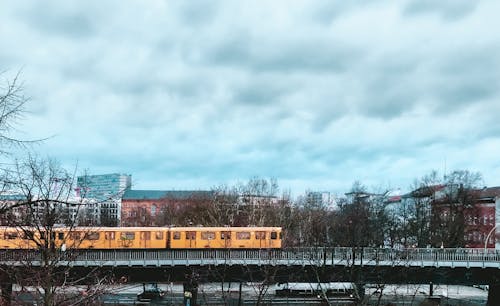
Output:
[
  {"left": 122, "top": 205, "right": 156, "bottom": 226},
  {"left": 0, "top": 71, "right": 30, "bottom": 156},
  {"left": 235, "top": 177, "right": 280, "bottom": 226},
  {"left": 206, "top": 184, "right": 241, "bottom": 226},
  {"left": 1, "top": 71, "right": 30, "bottom": 216},
  {"left": 0, "top": 156, "right": 110, "bottom": 305},
  {"left": 394, "top": 171, "right": 442, "bottom": 248},
  {"left": 332, "top": 182, "right": 375, "bottom": 248},
  {"left": 169, "top": 177, "right": 292, "bottom": 228},
  {"left": 402, "top": 170, "right": 483, "bottom": 248}
]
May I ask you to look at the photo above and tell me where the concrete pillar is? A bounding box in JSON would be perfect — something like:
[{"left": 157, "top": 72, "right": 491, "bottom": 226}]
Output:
[
  {"left": 183, "top": 274, "right": 198, "bottom": 306},
  {"left": 355, "top": 283, "right": 365, "bottom": 301},
  {"left": 0, "top": 282, "right": 12, "bottom": 306},
  {"left": 487, "top": 283, "right": 500, "bottom": 306}
]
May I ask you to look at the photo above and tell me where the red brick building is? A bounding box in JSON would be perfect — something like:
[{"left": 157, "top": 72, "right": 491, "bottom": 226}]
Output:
[
  {"left": 464, "top": 187, "right": 500, "bottom": 248},
  {"left": 120, "top": 189, "right": 214, "bottom": 226},
  {"left": 428, "top": 185, "right": 500, "bottom": 248}
]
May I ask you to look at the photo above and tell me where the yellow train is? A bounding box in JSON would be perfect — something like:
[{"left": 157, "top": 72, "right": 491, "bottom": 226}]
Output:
[{"left": 0, "top": 226, "right": 282, "bottom": 249}]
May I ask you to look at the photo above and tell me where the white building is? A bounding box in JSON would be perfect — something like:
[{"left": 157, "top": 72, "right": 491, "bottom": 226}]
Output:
[{"left": 76, "top": 173, "right": 131, "bottom": 226}]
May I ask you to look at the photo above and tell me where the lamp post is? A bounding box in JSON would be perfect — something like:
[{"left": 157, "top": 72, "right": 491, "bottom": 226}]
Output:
[{"left": 484, "top": 224, "right": 498, "bottom": 250}]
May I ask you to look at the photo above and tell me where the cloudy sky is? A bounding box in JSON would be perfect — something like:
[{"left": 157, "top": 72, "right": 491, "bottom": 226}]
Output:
[{"left": 1, "top": 0, "right": 500, "bottom": 196}]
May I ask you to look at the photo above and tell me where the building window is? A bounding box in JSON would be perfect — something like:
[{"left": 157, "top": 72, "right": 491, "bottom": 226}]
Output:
[{"left": 151, "top": 204, "right": 157, "bottom": 217}]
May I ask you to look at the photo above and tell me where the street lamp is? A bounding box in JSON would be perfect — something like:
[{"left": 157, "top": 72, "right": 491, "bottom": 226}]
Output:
[{"left": 484, "top": 224, "right": 498, "bottom": 250}]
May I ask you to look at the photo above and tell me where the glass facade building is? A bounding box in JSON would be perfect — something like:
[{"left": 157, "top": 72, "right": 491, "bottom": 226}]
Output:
[{"left": 76, "top": 173, "right": 132, "bottom": 226}]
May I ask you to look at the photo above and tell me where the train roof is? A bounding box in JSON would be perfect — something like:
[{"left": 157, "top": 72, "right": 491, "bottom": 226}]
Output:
[
  {"left": 169, "top": 226, "right": 282, "bottom": 231},
  {"left": 0, "top": 226, "right": 282, "bottom": 231}
]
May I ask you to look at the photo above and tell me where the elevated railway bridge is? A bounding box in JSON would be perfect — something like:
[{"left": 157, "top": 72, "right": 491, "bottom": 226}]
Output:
[
  {"left": 2, "top": 247, "right": 500, "bottom": 267},
  {"left": 2, "top": 247, "right": 500, "bottom": 302}
]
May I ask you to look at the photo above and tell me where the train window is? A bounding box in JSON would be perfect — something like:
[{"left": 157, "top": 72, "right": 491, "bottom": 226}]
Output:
[
  {"left": 105, "top": 232, "right": 115, "bottom": 240},
  {"left": 236, "top": 232, "right": 250, "bottom": 240},
  {"left": 221, "top": 231, "right": 231, "bottom": 240},
  {"left": 155, "top": 231, "right": 163, "bottom": 240},
  {"left": 201, "top": 232, "right": 215, "bottom": 240},
  {"left": 185, "top": 231, "right": 196, "bottom": 240},
  {"left": 121, "top": 232, "right": 135, "bottom": 240},
  {"left": 40, "top": 232, "right": 46, "bottom": 240},
  {"left": 255, "top": 231, "right": 266, "bottom": 240},
  {"left": 4, "top": 232, "right": 18, "bottom": 240},
  {"left": 173, "top": 232, "right": 181, "bottom": 240},
  {"left": 271, "top": 232, "right": 278, "bottom": 240},
  {"left": 85, "top": 232, "right": 100, "bottom": 240},
  {"left": 69, "top": 232, "right": 81, "bottom": 240},
  {"left": 140, "top": 232, "right": 151, "bottom": 240},
  {"left": 58, "top": 232, "right": 64, "bottom": 240},
  {"left": 22, "top": 231, "right": 34, "bottom": 240}
]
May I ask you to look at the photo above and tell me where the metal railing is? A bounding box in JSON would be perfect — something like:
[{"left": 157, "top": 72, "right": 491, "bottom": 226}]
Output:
[{"left": 1, "top": 247, "right": 499, "bottom": 268}]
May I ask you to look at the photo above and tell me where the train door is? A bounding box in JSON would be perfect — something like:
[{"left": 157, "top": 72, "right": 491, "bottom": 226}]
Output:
[
  {"left": 154, "top": 231, "right": 166, "bottom": 249},
  {"left": 221, "top": 231, "right": 231, "bottom": 248},
  {"left": 140, "top": 231, "right": 151, "bottom": 248},
  {"left": 105, "top": 231, "right": 115, "bottom": 248},
  {"left": 256, "top": 231, "right": 266, "bottom": 248},
  {"left": 170, "top": 231, "right": 180, "bottom": 248},
  {"left": 185, "top": 231, "right": 197, "bottom": 248},
  {"left": 270, "top": 231, "right": 278, "bottom": 248}
]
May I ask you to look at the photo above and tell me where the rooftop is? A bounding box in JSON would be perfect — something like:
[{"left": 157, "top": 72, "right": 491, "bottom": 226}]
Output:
[{"left": 122, "top": 189, "right": 213, "bottom": 200}]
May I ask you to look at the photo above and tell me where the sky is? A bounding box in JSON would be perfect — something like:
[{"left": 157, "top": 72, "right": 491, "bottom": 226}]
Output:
[{"left": 1, "top": 0, "right": 500, "bottom": 197}]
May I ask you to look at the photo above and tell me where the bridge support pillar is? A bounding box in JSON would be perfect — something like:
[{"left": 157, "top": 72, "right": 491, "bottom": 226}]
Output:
[
  {"left": 355, "top": 283, "right": 365, "bottom": 301},
  {"left": 183, "top": 273, "right": 199, "bottom": 306},
  {"left": 0, "top": 282, "right": 12, "bottom": 306},
  {"left": 487, "top": 283, "right": 500, "bottom": 306}
]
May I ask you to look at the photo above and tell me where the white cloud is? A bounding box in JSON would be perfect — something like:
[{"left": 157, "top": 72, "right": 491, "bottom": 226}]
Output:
[{"left": 2, "top": 0, "right": 500, "bottom": 197}]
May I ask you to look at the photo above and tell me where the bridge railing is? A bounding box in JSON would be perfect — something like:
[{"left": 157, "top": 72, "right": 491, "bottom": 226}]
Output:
[{"left": 1, "top": 247, "right": 500, "bottom": 267}]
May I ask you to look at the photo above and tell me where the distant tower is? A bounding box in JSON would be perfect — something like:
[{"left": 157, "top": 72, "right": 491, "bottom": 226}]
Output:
[{"left": 77, "top": 173, "right": 132, "bottom": 226}]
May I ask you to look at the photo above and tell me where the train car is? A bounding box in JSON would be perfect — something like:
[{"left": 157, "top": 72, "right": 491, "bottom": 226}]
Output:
[
  {"left": 63, "top": 227, "right": 169, "bottom": 249},
  {"left": 0, "top": 226, "right": 37, "bottom": 249},
  {"left": 168, "top": 227, "right": 282, "bottom": 249},
  {"left": 0, "top": 226, "right": 170, "bottom": 250},
  {"left": 0, "top": 226, "right": 282, "bottom": 250}
]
